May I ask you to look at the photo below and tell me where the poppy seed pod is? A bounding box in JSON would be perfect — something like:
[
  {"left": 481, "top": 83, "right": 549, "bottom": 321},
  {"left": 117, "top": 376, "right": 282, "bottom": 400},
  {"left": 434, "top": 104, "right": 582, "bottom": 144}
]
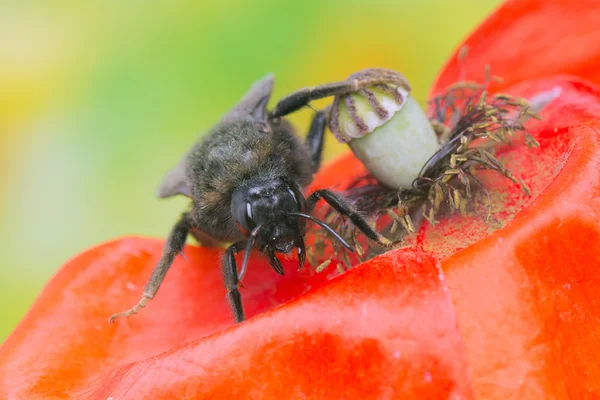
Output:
[{"left": 329, "top": 70, "right": 440, "bottom": 189}]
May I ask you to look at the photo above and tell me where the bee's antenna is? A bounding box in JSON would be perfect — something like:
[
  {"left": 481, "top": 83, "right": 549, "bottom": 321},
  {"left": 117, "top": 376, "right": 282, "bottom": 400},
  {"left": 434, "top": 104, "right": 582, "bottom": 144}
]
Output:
[
  {"left": 238, "top": 224, "right": 263, "bottom": 283},
  {"left": 287, "top": 212, "right": 354, "bottom": 252}
]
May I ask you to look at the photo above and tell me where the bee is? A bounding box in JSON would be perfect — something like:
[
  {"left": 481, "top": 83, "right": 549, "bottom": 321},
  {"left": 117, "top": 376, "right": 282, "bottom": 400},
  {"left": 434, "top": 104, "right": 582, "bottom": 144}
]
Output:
[{"left": 109, "top": 72, "right": 400, "bottom": 324}]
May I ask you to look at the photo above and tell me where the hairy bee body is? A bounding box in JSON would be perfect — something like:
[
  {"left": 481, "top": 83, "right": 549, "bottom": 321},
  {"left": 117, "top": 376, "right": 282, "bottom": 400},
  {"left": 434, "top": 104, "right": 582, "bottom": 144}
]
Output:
[
  {"left": 110, "top": 71, "right": 397, "bottom": 324},
  {"left": 187, "top": 118, "right": 313, "bottom": 243}
]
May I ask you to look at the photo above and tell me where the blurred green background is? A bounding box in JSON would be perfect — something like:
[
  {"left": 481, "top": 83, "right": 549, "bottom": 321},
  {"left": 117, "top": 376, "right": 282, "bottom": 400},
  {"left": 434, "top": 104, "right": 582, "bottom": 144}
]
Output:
[{"left": 0, "top": 0, "right": 501, "bottom": 341}]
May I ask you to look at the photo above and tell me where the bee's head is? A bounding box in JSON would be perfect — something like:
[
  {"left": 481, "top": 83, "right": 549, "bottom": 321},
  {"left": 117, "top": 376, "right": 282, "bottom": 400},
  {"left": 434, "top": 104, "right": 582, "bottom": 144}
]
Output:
[{"left": 231, "top": 177, "right": 306, "bottom": 253}]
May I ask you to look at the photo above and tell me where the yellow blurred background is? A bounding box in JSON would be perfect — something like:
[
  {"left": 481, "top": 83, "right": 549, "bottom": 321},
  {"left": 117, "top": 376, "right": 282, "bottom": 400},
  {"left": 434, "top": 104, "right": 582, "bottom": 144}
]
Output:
[{"left": 0, "top": 0, "right": 501, "bottom": 340}]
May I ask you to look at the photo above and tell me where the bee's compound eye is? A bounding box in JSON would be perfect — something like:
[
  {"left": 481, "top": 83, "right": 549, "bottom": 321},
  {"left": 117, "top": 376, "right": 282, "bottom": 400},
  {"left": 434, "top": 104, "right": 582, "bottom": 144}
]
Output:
[{"left": 235, "top": 201, "right": 255, "bottom": 234}]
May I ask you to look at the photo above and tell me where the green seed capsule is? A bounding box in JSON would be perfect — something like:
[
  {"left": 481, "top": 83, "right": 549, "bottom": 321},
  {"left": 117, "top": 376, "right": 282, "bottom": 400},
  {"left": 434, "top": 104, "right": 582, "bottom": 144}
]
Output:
[{"left": 330, "top": 80, "right": 440, "bottom": 189}]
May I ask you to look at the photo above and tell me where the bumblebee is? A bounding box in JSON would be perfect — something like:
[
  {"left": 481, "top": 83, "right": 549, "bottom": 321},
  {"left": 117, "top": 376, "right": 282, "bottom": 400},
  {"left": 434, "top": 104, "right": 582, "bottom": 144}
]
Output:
[{"left": 109, "top": 71, "right": 402, "bottom": 324}]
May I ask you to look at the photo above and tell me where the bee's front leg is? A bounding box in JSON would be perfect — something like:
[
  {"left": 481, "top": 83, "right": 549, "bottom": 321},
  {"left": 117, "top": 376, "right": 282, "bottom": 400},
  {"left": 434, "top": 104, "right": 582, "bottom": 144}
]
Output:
[
  {"left": 263, "top": 246, "right": 284, "bottom": 275},
  {"left": 223, "top": 240, "right": 248, "bottom": 323},
  {"left": 109, "top": 213, "right": 190, "bottom": 323}
]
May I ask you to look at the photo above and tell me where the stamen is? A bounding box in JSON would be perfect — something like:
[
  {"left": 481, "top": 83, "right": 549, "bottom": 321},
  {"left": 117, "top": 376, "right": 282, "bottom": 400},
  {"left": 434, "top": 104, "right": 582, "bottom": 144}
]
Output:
[{"left": 307, "top": 66, "right": 553, "bottom": 272}]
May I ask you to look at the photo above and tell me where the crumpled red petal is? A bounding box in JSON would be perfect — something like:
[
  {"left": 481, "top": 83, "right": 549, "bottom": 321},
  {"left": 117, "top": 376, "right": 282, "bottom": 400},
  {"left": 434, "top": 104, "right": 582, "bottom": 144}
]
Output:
[
  {"left": 1, "top": 75, "right": 599, "bottom": 398},
  {"left": 432, "top": 0, "right": 600, "bottom": 94},
  {"left": 437, "top": 76, "right": 600, "bottom": 398},
  {"left": 5, "top": 0, "right": 600, "bottom": 395}
]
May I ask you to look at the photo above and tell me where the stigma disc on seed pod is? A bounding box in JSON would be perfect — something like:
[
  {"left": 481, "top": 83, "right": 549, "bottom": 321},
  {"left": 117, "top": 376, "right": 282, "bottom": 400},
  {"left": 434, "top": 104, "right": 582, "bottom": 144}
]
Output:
[{"left": 329, "top": 71, "right": 441, "bottom": 189}]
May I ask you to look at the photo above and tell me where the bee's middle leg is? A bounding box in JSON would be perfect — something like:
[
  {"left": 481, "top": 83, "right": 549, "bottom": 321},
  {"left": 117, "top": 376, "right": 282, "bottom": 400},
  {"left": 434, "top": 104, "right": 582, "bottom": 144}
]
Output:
[
  {"left": 306, "top": 110, "right": 327, "bottom": 173},
  {"left": 224, "top": 240, "right": 248, "bottom": 323},
  {"left": 270, "top": 68, "right": 408, "bottom": 118},
  {"left": 307, "top": 189, "right": 396, "bottom": 248},
  {"left": 270, "top": 81, "right": 352, "bottom": 118}
]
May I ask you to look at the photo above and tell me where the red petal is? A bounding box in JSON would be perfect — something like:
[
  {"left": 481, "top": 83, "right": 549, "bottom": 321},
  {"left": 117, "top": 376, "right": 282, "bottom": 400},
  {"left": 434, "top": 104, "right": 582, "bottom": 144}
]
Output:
[
  {"left": 432, "top": 0, "right": 600, "bottom": 94},
  {"left": 0, "top": 242, "right": 472, "bottom": 399},
  {"left": 0, "top": 239, "right": 338, "bottom": 398},
  {"left": 1, "top": 76, "right": 600, "bottom": 398},
  {"left": 91, "top": 250, "right": 472, "bottom": 399},
  {"left": 438, "top": 77, "right": 600, "bottom": 398}
]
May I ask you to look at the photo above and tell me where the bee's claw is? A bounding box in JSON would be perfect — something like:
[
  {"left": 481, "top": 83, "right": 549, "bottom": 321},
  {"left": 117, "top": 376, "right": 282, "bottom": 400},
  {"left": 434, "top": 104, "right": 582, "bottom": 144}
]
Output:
[
  {"left": 108, "top": 295, "right": 151, "bottom": 324},
  {"left": 297, "top": 260, "right": 304, "bottom": 271},
  {"left": 180, "top": 251, "right": 189, "bottom": 261}
]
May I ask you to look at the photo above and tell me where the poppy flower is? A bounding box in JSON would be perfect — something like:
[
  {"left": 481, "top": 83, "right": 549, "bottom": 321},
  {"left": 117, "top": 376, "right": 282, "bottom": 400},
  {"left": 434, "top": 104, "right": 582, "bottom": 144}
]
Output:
[{"left": 2, "top": 0, "right": 600, "bottom": 398}]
